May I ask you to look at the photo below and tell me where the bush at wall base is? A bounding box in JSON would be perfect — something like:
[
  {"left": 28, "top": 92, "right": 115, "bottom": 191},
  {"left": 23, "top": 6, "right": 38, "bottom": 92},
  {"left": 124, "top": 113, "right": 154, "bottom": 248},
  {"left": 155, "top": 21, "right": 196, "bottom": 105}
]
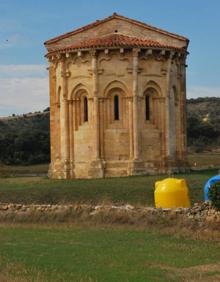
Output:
[{"left": 208, "top": 181, "right": 220, "bottom": 211}]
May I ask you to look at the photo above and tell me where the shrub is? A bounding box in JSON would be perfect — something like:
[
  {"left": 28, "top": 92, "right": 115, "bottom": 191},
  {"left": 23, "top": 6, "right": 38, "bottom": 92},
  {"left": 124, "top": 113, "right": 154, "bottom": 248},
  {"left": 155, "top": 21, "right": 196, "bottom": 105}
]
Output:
[{"left": 208, "top": 181, "right": 220, "bottom": 211}]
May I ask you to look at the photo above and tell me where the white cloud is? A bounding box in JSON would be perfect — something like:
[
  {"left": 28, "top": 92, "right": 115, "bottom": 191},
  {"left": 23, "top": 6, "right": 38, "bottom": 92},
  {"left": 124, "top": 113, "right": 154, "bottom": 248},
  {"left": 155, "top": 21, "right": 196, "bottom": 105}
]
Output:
[
  {"left": 187, "top": 86, "right": 220, "bottom": 98},
  {"left": 0, "top": 65, "right": 49, "bottom": 116},
  {"left": 0, "top": 64, "right": 220, "bottom": 116}
]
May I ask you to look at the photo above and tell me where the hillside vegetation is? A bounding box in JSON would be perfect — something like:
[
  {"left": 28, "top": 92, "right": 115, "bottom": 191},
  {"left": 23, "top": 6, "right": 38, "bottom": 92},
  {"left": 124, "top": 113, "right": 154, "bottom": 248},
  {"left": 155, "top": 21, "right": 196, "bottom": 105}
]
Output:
[
  {"left": 187, "top": 97, "right": 220, "bottom": 151},
  {"left": 0, "top": 111, "right": 50, "bottom": 165},
  {"left": 0, "top": 97, "right": 219, "bottom": 165}
]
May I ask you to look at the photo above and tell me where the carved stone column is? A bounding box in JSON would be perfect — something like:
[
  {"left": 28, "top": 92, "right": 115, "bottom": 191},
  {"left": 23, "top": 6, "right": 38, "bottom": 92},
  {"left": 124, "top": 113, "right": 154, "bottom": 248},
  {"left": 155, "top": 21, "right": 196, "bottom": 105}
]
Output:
[
  {"left": 132, "top": 48, "right": 140, "bottom": 160},
  {"left": 91, "top": 50, "right": 100, "bottom": 160},
  {"left": 128, "top": 98, "right": 133, "bottom": 159},
  {"left": 48, "top": 60, "right": 57, "bottom": 178},
  {"left": 159, "top": 98, "right": 166, "bottom": 166},
  {"left": 99, "top": 98, "right": 105, "bottom": 160},
  {"left": 68, "top": 100, "right": 74, "bottom": 177},
  {"left": 165, "top": 52, "right": 174, "bottom": 161},
  {"left": 180, "top": 57, "right": 188, "bottom": 163},
  {"left": 89, "top": 50, "right": 103, "bottom": 178},
  {"left": 60, "top": 58, "right": 70, "bottom": 178}
]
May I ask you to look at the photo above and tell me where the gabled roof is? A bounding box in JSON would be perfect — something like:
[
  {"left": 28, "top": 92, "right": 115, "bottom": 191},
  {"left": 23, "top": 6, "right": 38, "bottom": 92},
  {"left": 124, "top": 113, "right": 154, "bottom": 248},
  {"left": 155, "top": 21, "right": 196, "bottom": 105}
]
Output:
[
  {"left": 47, "top": 34, "right": 185, "bottom": 55},
  {"left": 44, "top": 13, "right": 189, "bottom": 46}
]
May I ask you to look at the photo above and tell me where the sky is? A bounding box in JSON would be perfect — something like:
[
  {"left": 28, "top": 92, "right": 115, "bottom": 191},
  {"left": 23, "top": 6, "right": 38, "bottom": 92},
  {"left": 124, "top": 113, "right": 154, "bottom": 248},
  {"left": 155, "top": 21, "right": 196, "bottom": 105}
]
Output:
[{"left": 0, "top": 0, "right": 220, "bottom": 116}]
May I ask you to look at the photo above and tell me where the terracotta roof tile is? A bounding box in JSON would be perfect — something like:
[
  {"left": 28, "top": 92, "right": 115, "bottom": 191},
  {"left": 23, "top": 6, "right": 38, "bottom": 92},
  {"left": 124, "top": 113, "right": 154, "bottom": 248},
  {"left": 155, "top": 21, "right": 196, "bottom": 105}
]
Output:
[
  {"left": 44, "top": 13, "right": 189, "bottom": 46},
  {"left": 47, "top": 34, "right": 184, "bottom": 55}
]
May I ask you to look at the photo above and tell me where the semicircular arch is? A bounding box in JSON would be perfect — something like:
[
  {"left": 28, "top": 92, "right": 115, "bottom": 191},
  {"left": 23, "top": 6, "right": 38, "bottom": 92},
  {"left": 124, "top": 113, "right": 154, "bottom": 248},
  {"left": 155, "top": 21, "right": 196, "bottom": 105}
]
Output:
[
  {"left": 69, "top": 83, "right": 90, "bottom": 100},
  {"left": 143, "top": 80, "right": 162, "bottom": 97},
  {"left": 104, "top": 80, "right": 129, "bottom": 97}
]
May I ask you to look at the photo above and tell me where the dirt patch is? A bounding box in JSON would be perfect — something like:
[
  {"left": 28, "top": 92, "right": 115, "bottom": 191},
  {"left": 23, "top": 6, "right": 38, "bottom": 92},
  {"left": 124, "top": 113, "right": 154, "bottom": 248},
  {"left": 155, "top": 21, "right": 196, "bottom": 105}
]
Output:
[{"left": 148, "top": 262, "right": 220, "bottom": 282}]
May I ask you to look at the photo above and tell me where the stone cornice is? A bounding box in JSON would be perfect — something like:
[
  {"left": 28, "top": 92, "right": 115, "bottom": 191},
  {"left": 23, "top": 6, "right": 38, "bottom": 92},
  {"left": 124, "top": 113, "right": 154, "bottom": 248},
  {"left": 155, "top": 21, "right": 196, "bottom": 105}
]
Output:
[{"left": 46, "top": 47, "right": 187, "bottom": 61}]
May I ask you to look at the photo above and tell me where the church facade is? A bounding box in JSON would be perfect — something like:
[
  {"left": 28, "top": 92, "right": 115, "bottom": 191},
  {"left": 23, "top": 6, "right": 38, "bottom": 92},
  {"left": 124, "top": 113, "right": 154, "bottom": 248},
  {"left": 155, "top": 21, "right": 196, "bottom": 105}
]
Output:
[{"left": 44, "top": 13, "right": 189, "bottom": 179}]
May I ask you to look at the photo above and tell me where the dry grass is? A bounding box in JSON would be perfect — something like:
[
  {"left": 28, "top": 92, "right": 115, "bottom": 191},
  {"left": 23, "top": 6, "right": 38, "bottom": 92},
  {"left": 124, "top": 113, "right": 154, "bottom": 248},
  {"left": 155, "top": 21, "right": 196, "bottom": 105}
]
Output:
[
  {"left": 0, "top": 164, "right": 48, "bottom": 177},
  {"left": 1, "top": 260, "right": 219, "bottom": 282},
  {"left": 0, "top": 151, "right": 219, "bottom": 178},
  {"left": 0, "top": 262, "right": 97, "bottom": 282},
  {"left": 148, "top": 262, "right": 220, "bottom": 282},
  {"left": 188, "top": 152, "right": 220, "bottom": 168}
]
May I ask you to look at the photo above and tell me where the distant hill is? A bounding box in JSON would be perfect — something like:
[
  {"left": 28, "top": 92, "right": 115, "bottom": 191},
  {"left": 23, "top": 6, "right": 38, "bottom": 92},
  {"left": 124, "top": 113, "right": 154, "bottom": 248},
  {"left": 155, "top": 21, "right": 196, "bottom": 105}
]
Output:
[
  {"left": 0, "top": 110, "right": 50, "bottom": 165},
  {"left": 0, "top": 97, "right": 219, "bottom": 165},
  {"left": 187, "top": 97, "right": 220, "bottom": 151},
  {"left": 187, "top": 97, "right": 220, "bottom": 127}
]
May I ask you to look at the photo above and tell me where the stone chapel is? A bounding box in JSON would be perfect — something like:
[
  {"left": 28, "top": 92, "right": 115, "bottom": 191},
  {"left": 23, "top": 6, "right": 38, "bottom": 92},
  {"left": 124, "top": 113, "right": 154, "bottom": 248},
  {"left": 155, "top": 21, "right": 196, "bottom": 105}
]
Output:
[{"left": 44, "top": 13, "right": 189, "bottom": 179}]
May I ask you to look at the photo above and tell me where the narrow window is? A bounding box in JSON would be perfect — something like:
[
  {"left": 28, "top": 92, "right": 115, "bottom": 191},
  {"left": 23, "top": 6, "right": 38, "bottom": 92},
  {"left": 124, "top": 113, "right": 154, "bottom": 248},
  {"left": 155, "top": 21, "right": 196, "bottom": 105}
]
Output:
[
  {"left": 145, "top": 95, "right": 150, "bottom": 121},
  {"left": 114, "top": 95, "right": 119, "bottom": 120},
  {"left": 84, "top": 96, "right": 88, "bottom": 122}
]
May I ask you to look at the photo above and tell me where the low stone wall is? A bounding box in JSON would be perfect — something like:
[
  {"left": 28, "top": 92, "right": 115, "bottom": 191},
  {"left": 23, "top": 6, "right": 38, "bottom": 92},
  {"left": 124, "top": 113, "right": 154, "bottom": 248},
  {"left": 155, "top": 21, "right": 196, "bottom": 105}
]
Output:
[{"left": 0, "top": 202, "right": 219, "bottom": 225}]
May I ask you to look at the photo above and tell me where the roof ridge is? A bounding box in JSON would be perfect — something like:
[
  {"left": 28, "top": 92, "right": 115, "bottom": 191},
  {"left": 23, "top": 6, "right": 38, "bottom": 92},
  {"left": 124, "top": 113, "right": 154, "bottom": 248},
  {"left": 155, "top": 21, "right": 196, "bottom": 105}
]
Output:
[{"left": 44, "top": 13, "right": 189, "bottom": 46}]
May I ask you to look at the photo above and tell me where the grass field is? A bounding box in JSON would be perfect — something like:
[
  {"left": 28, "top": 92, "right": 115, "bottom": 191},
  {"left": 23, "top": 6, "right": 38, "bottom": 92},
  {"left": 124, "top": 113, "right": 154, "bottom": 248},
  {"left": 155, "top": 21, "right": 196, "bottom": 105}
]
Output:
[
  {"left": 0, "top": 155, "right": 219, "bottom": 281},
  {"left": 0, "top": 169, "right": 218, "bottom": 205},
  {"left": 0, "top": 224, "right": 219, "bottom": 282},
  {"left": 0, "top": 164, "right": 48, "bottom": 177},
  {"left": 0, "top": 151, "right": 218, "bottom": 206},
  {"left": 188, "top": 152, "right": 220, "bottom": 168}
]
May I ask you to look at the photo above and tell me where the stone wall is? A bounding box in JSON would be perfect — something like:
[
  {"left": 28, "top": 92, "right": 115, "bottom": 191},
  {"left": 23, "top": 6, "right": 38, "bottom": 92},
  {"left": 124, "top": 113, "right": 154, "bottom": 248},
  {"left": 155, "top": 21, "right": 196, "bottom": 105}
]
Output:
[{"left": 0, "top": 203, "right": 219, "bottom": 227}]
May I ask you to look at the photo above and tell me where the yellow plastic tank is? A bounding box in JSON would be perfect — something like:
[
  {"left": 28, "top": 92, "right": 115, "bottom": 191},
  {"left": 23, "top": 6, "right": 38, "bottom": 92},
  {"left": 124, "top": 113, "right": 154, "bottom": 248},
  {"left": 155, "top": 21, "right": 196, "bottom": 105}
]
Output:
[{"left": 154, "top": 178, "right": 191, "bottom": 208}]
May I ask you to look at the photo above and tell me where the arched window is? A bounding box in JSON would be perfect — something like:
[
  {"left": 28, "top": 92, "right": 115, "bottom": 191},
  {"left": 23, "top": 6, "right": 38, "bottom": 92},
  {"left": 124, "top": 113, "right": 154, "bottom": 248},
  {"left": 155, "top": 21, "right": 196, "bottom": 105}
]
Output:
[
  {"left": 145, "top": 95, "right": 150, "bottom": 121},
  {"left": 144, "top": 87, "right": 159, "bottom": 123},
  {"left": 84, "top": 96, "right": 88, "bottom": 122},
  {"left": 114, "top": 95, "right": 119, "bottom": 120}
]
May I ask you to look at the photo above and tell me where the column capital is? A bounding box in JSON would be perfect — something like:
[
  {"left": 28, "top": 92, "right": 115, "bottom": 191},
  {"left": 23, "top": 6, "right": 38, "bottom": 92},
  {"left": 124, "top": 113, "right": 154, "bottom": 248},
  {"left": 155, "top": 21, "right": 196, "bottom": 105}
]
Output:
[
  {"left": 90, "top": 49, "right": 97, "bottom": 57},
  {"left": 132, "top": 48, "right": 140, "bottom": 57},
  {"left": 61, "top": 71, "right": 71, "bottom": 78}
]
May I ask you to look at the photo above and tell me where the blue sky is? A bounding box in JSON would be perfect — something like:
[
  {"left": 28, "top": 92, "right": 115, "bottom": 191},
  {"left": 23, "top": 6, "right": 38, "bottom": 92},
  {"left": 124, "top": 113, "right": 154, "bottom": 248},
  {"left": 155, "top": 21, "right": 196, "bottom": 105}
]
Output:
[{"left": 0, "top": 0, "right": 220, "bottom": 115}]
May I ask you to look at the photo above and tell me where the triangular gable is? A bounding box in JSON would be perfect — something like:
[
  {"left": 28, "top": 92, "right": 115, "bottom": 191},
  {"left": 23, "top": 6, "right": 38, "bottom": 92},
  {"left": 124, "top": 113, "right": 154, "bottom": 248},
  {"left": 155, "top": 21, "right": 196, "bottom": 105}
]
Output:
[{"left": 45, "top": 13, "right": 189, "bottom": 51}]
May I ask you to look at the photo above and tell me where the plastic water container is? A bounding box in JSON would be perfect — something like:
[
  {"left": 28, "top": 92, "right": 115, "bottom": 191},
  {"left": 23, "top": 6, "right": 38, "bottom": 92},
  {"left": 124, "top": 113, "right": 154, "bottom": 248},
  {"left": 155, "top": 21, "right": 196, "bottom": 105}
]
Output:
[
  {"left": 154, "top": 178, "right": 191, "bottom": 208},
  {"left": 204, "top": 175, "right": 220, "bottom": 201}
]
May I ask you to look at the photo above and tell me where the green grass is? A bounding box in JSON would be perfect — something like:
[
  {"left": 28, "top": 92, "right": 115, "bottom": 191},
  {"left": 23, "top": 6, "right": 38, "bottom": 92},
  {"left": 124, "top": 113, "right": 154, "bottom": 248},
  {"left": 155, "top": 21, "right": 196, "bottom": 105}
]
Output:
[
  {"left": 0, "top": 225, "right": 219, "bottom": 282},
  {"left": 0, "top": 170, "right": 217, "bottom": 205}
]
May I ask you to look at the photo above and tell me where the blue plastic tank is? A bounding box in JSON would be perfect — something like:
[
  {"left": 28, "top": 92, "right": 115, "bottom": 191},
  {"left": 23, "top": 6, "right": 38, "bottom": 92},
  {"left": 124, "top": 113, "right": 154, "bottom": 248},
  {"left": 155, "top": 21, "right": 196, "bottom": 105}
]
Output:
[{"left": 204, "top": 175, "right": 220, "bottom": 201}]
